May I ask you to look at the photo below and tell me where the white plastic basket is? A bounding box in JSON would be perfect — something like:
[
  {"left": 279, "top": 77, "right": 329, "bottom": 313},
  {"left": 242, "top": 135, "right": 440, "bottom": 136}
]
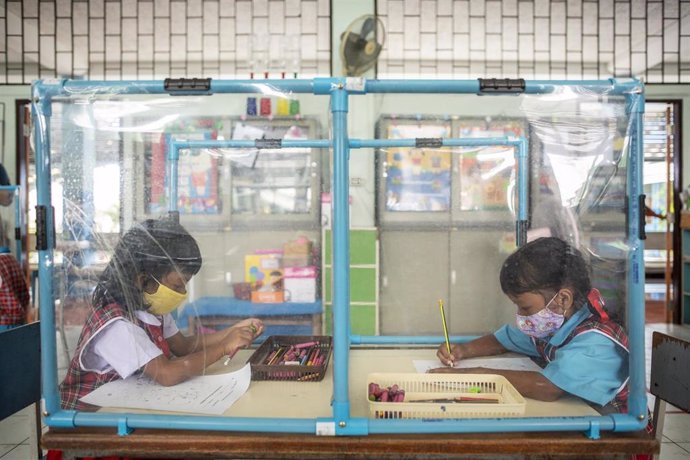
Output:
[{"left": 367, "top": 372, "right": 526, "bottom": 419}]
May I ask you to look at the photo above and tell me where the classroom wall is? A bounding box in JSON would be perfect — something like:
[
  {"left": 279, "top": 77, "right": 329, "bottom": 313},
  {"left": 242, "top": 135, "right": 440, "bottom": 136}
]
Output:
[
  {"left": 0, "top": 0, "right": 332, "bottom": 82},
  {"left": 3, "top": 1, "right": 688, "bottom": 84}
]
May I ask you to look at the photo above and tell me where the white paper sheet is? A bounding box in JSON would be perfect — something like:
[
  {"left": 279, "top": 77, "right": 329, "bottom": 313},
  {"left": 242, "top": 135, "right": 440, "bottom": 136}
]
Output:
[
  {"left": 413, "top": 356, "right": 543, "bottom": 374},
  {"left": 80, "top": 363, "right": 252, "bottom": 415}
]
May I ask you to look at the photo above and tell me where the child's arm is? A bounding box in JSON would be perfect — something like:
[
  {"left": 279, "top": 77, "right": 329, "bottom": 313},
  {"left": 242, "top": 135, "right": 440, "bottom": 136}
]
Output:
[
  {"left": 142, "top": 326, "right": 255, "bottom": 386},
  {"left": 444, "top": 367, "right": 565, "bottom": 402},
  {"left": 167, "top": 318, "right": 264, "bottom": 356},
  {"left": 436, "top": 334, "right": 508, "bottom": 366}
]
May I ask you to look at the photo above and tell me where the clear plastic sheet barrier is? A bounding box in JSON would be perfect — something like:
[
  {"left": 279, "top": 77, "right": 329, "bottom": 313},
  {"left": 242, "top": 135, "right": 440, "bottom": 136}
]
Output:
[{"left": 31, "top": 79, "right": 646, "bottom": 435}]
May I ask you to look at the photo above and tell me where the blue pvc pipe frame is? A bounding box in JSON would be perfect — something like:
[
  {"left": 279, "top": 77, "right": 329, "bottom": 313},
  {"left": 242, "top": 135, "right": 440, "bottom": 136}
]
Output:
[{"left": 31, "top": 78, "right": 647, "bottom": 438}]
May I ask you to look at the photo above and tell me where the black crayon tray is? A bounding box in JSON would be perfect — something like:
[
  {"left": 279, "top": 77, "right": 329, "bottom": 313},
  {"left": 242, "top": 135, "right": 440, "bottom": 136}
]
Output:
[{"left": 246, "top": 335, "right": 332, "bottom": 381}]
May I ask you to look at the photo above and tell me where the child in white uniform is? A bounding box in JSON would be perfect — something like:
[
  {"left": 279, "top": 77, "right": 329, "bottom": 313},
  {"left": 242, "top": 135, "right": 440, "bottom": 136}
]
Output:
[{"left": 60, "top": 217, "right": 263, "bottom": 410}]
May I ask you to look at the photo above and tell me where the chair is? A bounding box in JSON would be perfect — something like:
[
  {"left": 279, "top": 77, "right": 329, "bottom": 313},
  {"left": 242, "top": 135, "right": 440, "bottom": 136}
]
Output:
[
  {"left": 0, "top": 322, "right": 42, "bottom": 459},
  {"left": 649, "top": 331, "right": 690, "bottom": 457}
]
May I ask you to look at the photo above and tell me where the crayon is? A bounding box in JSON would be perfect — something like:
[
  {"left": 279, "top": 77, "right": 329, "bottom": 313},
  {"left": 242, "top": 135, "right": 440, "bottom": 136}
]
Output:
[
  {"left": 307, "top": 349, "right": 319, "bottom": 366},
  {"left": 269, "top": 347, "right": 287, "bottom": 365},
  {"left": 263, "top": 349, "right": 278, "bottom": 365}
]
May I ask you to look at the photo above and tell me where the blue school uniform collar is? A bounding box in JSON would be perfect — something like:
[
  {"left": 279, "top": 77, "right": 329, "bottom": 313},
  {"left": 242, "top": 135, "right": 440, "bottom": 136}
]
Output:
[{"left": 547, "top": 303, "right": 592, "bottom": 346}]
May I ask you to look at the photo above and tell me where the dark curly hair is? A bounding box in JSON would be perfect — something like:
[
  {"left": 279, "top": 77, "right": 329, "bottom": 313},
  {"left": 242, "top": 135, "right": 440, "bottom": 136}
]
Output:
[
  {"left": 92, "top": 218, "right": 202, "bottom": 314},
  {"left": 499, "top": 237, "right": 591, "bottom": 308}
]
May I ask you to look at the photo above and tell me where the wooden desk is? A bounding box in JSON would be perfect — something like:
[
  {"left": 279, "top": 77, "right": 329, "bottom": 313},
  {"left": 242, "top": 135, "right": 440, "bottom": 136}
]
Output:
[
  {"left": 42, "top": 427, "right": 658, "bottom": 459},
  {"left": 42, "top": 348, "right": 659, "bottom": 459}
]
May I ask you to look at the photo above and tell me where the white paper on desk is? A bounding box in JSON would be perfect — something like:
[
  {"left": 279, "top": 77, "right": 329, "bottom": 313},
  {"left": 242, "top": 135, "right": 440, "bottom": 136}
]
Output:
[
  {"left": 80, "top": 363, "right": 251, "bottom": 415},
  {"left": 413, "top": 356, "right": 542, "bottom": 374}
]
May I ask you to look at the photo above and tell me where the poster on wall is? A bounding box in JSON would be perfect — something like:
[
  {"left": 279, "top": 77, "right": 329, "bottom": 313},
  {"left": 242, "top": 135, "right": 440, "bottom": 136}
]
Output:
[
  {"left": 384, "top": 123, "right": 452, "bottom": 212},
  {"left": 458, "top": 146, "right": 515, "bottom": 211},
  {"left": 456, "top": 118, "right": 526, "bottom": 211},
  {"left": 148, "top": 118, "right": 223, "bottom": 215},
  {"left": 177, "top": 147, "right": 220, "bottom": 214}
]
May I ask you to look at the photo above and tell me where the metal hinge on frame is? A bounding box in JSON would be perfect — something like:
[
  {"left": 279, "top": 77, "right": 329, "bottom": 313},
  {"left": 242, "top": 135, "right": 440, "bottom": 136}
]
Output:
[
  {"left": 164, "top": 78, "right": 212, "bottom": 95},
  {"left": 478, "top": 78, "right": 526, "bottom": 94},
  {"left": 35, "top": 205, "right": 55, "bottom": 250}
]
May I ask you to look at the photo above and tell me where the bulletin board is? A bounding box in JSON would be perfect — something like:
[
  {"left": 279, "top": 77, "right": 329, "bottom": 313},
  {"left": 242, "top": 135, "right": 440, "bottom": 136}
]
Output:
[
  {"left": 146, "top": 117, "right": 226, "bottom": 216},
  {"left": 383, "top": 122, "right": 452, "bottom": 212},
  {"left": 375, "top": 116, "right": 529, "bottom": 227}
]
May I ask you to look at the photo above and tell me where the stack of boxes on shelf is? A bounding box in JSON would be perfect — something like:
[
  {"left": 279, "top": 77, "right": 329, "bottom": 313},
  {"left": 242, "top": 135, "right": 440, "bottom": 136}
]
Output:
[
  {"left": 242, "top": 236, "right": 318, "bottom": 304},
  {"left": 283, "top": 237, "right": 317, "bottom": 303},
  {"left": 244, "top": 251, "right": 284, "bottom": 303}
]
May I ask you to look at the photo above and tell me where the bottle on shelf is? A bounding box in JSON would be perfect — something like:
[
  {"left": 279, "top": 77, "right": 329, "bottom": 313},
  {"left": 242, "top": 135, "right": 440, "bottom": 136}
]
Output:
[
  {"left": 260, "top": 97, "right": 272, "bottom": 116},
  {"left": 276, "top": 98, "right": 289, "bottom": 116},
  {"left": 289, "top": 98, "right": 300, "bottom": 116}
]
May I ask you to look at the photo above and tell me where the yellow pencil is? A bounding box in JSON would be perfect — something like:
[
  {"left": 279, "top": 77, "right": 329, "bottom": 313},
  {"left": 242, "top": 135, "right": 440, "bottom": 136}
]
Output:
[{"left": 439, "top": 299, "right": 452, "bottom": 364}]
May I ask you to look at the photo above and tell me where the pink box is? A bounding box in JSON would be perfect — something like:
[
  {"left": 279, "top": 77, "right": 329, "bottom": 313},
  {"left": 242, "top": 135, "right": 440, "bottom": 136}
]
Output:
[
  {"left": 284, "top": 266, "right": 317, "bottom": 278},
  {"left": 284, "top": 266, "right": 318, "bottom": 303}
]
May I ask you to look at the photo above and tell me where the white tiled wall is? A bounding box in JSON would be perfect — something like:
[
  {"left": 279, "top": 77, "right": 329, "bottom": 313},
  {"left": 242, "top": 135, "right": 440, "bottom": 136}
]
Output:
[
  {"left": 1, "top": 1, "right": 689, "bottom": 83},
  {"left": 377, "top": 0, "right": 690, "bottom": 82},
  {"left": 0, "top": 0, "right": 331, "bottom": 83}
]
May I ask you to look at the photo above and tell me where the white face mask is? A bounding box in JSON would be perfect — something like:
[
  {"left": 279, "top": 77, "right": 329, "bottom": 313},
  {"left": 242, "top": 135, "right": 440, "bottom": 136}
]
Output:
[{"left": 516, "top": 292, "right": 565, "bottom": 338}]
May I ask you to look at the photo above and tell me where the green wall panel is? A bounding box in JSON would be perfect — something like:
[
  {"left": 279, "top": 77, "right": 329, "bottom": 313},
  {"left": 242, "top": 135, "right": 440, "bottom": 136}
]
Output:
[
  {"left": 324, "top": 229, "right": 377, "bottom": 265},
  {"left": 324, "top": 304, "right": 376, "bottom": 336},
  {"left": 350, "top": 305, "right": 376, "bottom": 335},
  {"left": 323, "top": 228, "right": 378, "bottom": 333},
  {"left": 323, "top": 267, "right": 376, "bottom": 303}
]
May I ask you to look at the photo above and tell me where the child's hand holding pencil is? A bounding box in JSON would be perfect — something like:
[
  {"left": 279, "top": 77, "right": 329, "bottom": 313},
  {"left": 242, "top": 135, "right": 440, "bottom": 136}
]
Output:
[{"left": 438, "top": 299, "right": 454, "bottom": 367}]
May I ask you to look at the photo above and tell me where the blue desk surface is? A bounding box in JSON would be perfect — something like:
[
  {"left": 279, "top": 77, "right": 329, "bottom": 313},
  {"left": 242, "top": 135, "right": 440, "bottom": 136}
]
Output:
[{"left": 176, "top": 296, "right": 323, "bottom": 329}]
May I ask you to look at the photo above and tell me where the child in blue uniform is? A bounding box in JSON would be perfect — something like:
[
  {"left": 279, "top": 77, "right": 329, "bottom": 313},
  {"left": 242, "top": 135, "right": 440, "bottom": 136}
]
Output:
[{"left": 431, "top": 237, "right": 631, "bottom": 414}]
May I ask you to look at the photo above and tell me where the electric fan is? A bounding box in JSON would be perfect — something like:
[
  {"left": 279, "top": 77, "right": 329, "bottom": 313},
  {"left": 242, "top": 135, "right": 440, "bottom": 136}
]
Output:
[{"left": 340, "top": 15, "right": 386, "bottom": 76}]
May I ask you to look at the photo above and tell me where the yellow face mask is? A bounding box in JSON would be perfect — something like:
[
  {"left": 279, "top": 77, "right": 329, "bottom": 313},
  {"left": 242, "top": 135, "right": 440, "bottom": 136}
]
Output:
[{"left": 143, "top": 277, "right": 188, "bottom": 316}]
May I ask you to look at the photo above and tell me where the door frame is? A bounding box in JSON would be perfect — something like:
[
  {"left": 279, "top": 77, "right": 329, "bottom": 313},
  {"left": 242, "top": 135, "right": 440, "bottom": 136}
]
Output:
[
  {"left": 14, "top": 99, "right": 31, "bottom": 283},
  {"left": 647, "top": 99, "right": 683, "bottom": 323}
]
